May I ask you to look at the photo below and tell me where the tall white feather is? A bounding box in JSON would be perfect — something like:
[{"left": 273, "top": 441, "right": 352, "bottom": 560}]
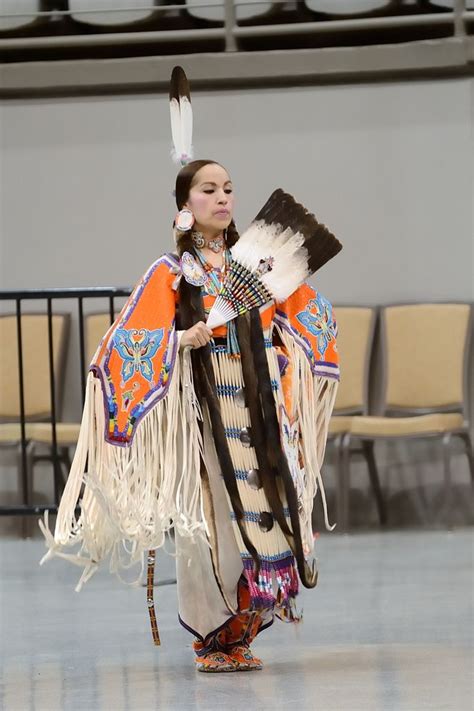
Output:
[
  {"left": 169, "top": 98, "right": 183, "bottom": 163},
  {"left": 169, "top": 67, "right": 193, "bottom": 166},
  {"left": 180, "top": 97, "right": 193, "bottom": 163}
]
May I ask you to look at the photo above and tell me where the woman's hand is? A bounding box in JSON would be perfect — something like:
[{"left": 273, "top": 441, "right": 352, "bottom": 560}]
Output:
[{"left": 180, "top": 321, "right": 213, "bottom": 350}]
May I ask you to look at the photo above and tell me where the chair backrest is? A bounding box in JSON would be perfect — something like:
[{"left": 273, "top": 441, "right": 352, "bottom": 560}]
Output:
[
  {"left": 382, "top": 303, "right": 472, "bottom": 415},
  {"left": 186, "top": 0, "right": 272, "bottom": 23},
  {"left": 70, "top": 0, "right": 154, "bottom": 26},
  {"left": 305, "top": 1, "right": 387, "bottom": 14},
  {"left": 0, "top": 1, "right": 39, "bottom": 31},
  {"left": 332, "top": 306, "right": 376, "bottom": 414},
  {"left": 428, "top": 1, "right": 474, "bottom": 8},
  {"left": 85, "top": 313, "right": 114, "bottom": 365},
  {"left": 0, "top": 313, "right": 70, "bottom": 420}
]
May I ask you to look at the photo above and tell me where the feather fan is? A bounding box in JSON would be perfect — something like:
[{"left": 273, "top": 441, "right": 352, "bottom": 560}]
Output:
[{"left": 206, "top": 189, "right": 342, "bottom": 329}]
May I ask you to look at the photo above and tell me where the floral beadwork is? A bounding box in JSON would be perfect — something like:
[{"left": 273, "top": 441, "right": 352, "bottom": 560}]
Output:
[{"left": 121, "top": 382, "right": 140, "bottom": 412}]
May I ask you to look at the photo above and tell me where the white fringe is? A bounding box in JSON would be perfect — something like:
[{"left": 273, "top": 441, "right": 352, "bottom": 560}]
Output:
[
  {"left": 39, "top": 346, "right": 206, "bottom": 591},
  {"left": 275, "top": 323, "right": 338, "bottom": 540}
]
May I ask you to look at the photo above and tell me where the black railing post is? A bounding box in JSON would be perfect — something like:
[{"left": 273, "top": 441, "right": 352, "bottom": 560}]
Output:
[
  {"left": 109, "top": 295, "right": 115, "bottom": 325},
  {"left": 15, "top": 298, "right": 28, "bottom": 507},
  {"left": 46, "top": 298, "right": 61, "bottom": 504},
  {"left": 78, "top": 296, "right": 86, "bottom": 402}
]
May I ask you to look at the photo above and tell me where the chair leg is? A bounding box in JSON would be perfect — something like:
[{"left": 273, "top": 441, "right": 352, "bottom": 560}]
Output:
[
  {"left": 50, "top": 447, "right": 68, "bottom": 505},
  {"left": 361, "top": 440, "right": 387, "bottom": 526},
  {"left": 51, "top": 454, "right": 60, "bottom": 505},
  {"left": 16, "top": 442, "right": 30, "bottom": 508},
  {"left": 338, "top": 433, "right": 352, "bottom": 533},
  {"left": 58, "top": 447, "right": 71, "bottom": 485},
  {"left": 441, "top": 433, "right": 454, "bottom": 529},
  {"left": 457, "top": 432, "right": 474, "bottom": 486},
  {"left": 334, "top": 435, "right": 344, "bottom": 530},
  {"left": 16, "top": 441, "right": 35, "bottom": 539},
  {"left": 26, "top": 441, "right": 35, "bottom": 505},
  {"left": 61, "top": 447, "right": 72, "bottom": 472}
]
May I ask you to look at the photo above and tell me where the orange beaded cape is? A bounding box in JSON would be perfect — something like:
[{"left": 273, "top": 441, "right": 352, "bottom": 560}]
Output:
[{"left": 90, "top": 253, "right": 339, "bottom": 447}]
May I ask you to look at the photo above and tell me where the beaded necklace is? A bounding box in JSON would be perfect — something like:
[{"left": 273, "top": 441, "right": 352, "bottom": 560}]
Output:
[
  {"left": 194, "top": 248, "right": 231, "bottom": 296},
  {"left": 194, "top": 248, "right": 240, "bottom": 354}
]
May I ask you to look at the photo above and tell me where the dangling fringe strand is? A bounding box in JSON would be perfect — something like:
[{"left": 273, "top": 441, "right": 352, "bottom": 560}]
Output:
[{"left": 275, "top": 323, "right": 339, "bottom": 541}]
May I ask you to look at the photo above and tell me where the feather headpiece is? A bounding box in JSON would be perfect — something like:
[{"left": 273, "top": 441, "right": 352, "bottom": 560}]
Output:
[
  {"left": 206, "top": 189, "right": 342, "bottom": 329},
  {"left": 169, "top": 66, "right": 193, "bottom": 167}
]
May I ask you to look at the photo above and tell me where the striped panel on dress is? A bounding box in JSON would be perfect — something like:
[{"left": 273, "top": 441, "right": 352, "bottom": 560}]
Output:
[{"left": 209, "top": 338, "right": 291, "bottom": 563}]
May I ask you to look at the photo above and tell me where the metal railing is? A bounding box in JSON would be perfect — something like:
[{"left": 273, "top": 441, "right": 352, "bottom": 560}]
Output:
[
  {"left": 0, "top": 287, "right": 131, "bottom": 516},
  {"left": 0, "top": 1, "right": 472, "bottom": 54}
]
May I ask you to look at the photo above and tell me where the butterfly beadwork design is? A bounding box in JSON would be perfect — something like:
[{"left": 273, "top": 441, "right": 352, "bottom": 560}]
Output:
[
  {"left": 295, "top": 292, "right": 336, "bottom": 358},
  {"left": 113, "top": 327, "right": 164, "bottom": 385}
]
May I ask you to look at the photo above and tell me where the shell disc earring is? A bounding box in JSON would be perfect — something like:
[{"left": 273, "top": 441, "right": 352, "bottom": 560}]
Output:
[{"left": 175, "top": 208, "right": 195, "bottom": 232}]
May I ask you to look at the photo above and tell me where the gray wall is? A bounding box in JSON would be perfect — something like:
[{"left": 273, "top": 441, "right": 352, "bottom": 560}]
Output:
[
  {"left": 1, "top": 77, "right": 473, "bottom": 529},
  {"left": 2, "top": 79, "right": 473, "bottom": 299}
]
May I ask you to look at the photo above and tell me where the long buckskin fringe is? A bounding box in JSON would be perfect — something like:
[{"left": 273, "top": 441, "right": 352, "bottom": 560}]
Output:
[
  {"left": 39, "top": 347, "right": 206, "bottom": 591},
  {"left": 275, "top": 322, "right": 339, "bottom": 543}
]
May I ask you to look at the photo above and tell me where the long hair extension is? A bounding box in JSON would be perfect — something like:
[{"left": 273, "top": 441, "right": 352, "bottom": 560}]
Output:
[
  {"left": 249, "top": 307, "right": 318, "bottom": 589},
  {"left": 235, "top": 314, "right": 293, "bottom": 539}
]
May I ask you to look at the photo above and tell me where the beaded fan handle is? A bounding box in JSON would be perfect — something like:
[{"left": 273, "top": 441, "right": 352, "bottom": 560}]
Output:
[{"left": 146, "top": 549, "right": 161, "bottom": 646}]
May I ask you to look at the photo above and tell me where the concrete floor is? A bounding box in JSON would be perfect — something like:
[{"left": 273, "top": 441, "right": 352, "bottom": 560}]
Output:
[{"left": 0, "top": 529, "right": 472, "bottom": 711}]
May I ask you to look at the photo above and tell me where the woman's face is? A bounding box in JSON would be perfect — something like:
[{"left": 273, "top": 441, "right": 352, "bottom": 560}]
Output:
[{"left": 185, "top": 163, "right": 234, "bottom": 235}]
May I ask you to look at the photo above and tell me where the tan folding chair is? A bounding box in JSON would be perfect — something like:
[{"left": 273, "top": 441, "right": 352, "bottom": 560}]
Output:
[
  {"left": 327, "top": 306, "right": 386, "bottom": 530},
  {"left": 84, "top": 312, "right": 113, "bottom": 365},
  {"left": 344, "top": 303, "right": 473, "bottom": 528},
  {"left": 0, "top": 313, "right": 70, "bottom": 502},
  {"left": 26, "top": 311, "right": 113, "bottom": 461},
  {"left": 22, "top": 311, "right": 114, "bottom": 508}
]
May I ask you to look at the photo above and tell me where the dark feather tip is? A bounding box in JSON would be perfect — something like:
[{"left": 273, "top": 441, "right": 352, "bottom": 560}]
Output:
[
  {"left": 252, "top": 189, "right": 343, "bottom": 275},
  {"left": 169, "top": 66, "right": 191, "bottom": 101}
]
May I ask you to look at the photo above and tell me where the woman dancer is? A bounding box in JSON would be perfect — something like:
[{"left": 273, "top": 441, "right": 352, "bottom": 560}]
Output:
[{"left": 40, "top": 72, "right": 341, "bottom": 674}]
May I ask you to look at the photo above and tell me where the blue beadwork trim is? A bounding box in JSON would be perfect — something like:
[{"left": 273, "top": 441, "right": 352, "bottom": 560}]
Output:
[
  {"left": 234, "top": 469, "right": 249, "bottom": 481},
  {"left": 225, "top": 427, "right": 242, "bottom": 440},
  {"left": 216, "top": 380, "right": 278, "bottom": 398},
  {"left": 241, "top": 551, "right": 293, "bottom": 563},
  {"left": 210, "top": 338, "right": 273, "bottom": 354}
]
